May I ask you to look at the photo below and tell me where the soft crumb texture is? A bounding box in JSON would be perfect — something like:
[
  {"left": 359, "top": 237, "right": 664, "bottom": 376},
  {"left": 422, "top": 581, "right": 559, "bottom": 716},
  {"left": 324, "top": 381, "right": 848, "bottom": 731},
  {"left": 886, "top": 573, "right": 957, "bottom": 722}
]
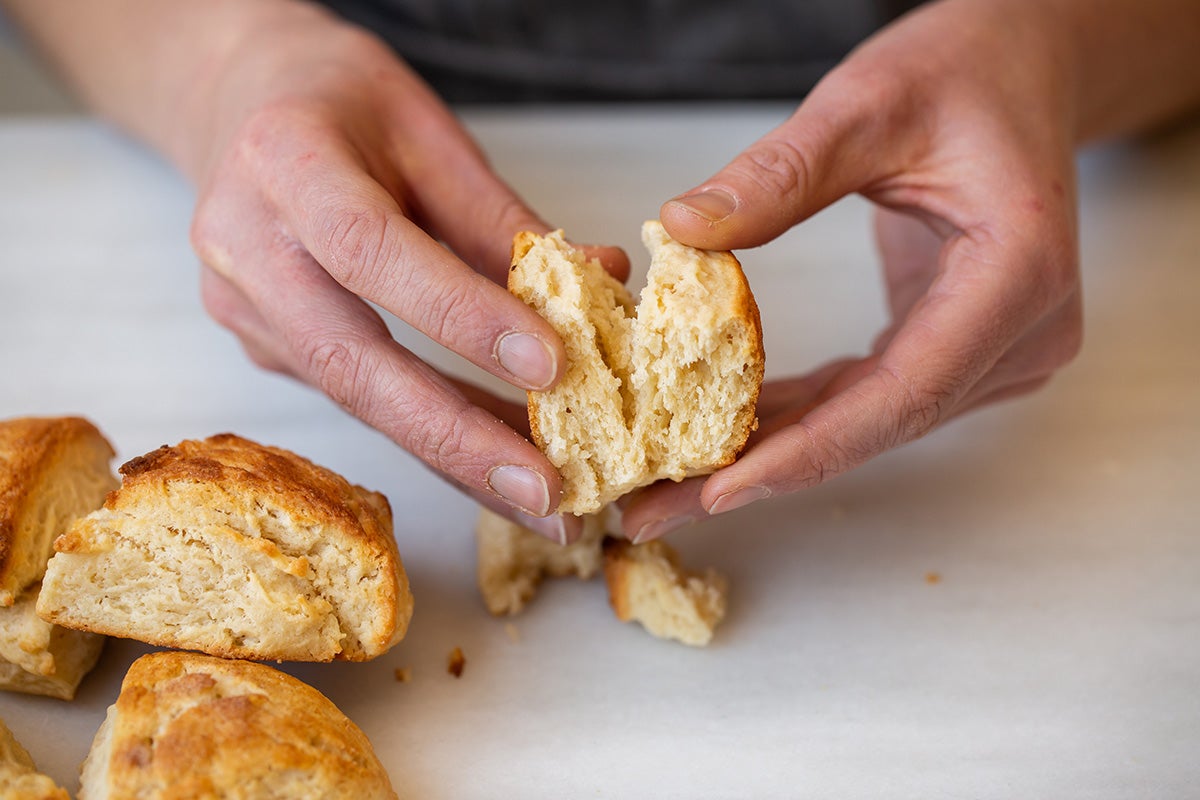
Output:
[
  {"left": 37, "top": 433, "right": 412, "bottom": 662},
  {"left": 475, "top": 506, "right": 608, "bottom": 615},
  {"left": 77, "top": 651, "right": 398, "bottom": 800},
  {"left": 509, "top": 221, "right": 763, "bottom": 514},
  {"left": 603, "top": 538, "right": 728, "bottom": 647},
  {"left": 0, "top": 715, "right": 70, "bottom": 800},
  {"left": 0, "top": 416, "right": 118, "bottom": 607},
  {"left": 446, "top": 647, "right": 466, "bottom": 678},
  {"left": 0, "top": 581, "right": 105, "bottom": 700}
]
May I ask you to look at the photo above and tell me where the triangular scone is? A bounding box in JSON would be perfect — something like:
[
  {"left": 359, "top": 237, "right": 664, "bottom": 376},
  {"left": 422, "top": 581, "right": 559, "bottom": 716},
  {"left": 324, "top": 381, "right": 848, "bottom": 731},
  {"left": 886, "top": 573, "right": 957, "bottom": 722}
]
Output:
[
  {"left": 0, "top": 416, "right": 118, "bottom": 607},
  {"left": 79, "top": 652, "right": 398, "bottom": 800},
  {"left": 509, "top": 220, "right": 764, "bottom": 515},
  {"left": 37, "top": 434, "right": 412, "bottom": 662},
  {"left": 0, "top": 581, "right": 105, "bottom": 700},
  {"left": 0, "top": 715, "right": 70, "bottom": 800}
]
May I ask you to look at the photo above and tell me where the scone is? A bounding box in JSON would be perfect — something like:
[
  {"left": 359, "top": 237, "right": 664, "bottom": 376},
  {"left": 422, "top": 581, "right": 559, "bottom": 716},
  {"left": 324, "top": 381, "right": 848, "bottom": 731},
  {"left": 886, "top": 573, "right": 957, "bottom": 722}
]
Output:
[
  {"left": 475, "top": 506, "right": 608, "bottom": 615},
  {"left": 37, "top": 433, "right": 412, "bottom": 662},
  {"left": 509, "top": 220, "right": 763, "bottom": 514},
  {"left": 78, "top": 651, "right": 398, "bottom": 800},
  {"left": 603, "top": 537, "right": 728, "bottom": 647},
  {"left": 0, "top": 416, "right": 118, "bottom": 607},
  {"left": 0, "top": 715, "right": 70, "bottom": 800},
  {"left": 0, "top": 582, "right": 104, "bottom": 700}
]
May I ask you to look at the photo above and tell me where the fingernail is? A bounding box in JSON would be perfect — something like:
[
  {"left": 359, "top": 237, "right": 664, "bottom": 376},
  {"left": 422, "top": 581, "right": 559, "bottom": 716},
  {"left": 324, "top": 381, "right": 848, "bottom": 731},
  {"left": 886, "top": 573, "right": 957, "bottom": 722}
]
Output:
[
  {"left": 487, "top": 465, "right": 551, "bottom": 517},
  {"left": 518, "top": 512, "right": 574, "bottom": 545},
  {"left": 632, "top": 515, "right": 693, "bottom": 545},
  {"left": 707, "top": 485, "right": 771, "bottom": 515},
  {"left": 496, "top": 332, "right": 557, "bottom": 390},
  {"left": 669, "top": 189, "right": 738, "bottom": 223}
]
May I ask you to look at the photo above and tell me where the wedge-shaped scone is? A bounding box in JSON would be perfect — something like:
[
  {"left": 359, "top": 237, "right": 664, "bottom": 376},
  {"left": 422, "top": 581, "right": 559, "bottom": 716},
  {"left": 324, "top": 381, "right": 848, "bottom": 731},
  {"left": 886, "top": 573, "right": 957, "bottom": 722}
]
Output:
[
  {"left": 475, "top": 506, "right": 608, "bottom": 616},
  {"left": 0, "top": 715, "right": 70, "bottom": 800},
  {"left": 0, "top": 416, "right": 118, "bottom": 607},
  {"left": 603, "top": 537, "right": 728, "bottom": 647},
  {"left": 0, "top": 582, "right": 104, "bottom": 700},
  {"left": 37, "top": 434, "right": 412, "bottom": 662},
  {"left": 79, "top": 651, "right": 398, "bottom": 800},
  {"left": 510, "top": 220, "right": 763, "bottom": 514}
]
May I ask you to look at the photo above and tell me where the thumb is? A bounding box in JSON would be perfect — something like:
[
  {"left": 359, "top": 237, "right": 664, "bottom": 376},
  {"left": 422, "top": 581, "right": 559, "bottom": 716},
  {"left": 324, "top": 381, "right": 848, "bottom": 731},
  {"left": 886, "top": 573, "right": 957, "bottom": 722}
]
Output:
[{"left": 661, "top": 82, "right": 900, "bottom": 250}]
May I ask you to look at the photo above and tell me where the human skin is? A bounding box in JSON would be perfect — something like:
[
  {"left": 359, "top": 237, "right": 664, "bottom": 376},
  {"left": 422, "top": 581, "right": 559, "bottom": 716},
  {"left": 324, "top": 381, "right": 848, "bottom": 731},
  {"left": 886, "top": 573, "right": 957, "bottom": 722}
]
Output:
[
  {"left": 4, "top": 0, "right": 1198, "bottom": 544},
  {"left": 625, "top": 0, "right": 1200, "bottom": 541}
]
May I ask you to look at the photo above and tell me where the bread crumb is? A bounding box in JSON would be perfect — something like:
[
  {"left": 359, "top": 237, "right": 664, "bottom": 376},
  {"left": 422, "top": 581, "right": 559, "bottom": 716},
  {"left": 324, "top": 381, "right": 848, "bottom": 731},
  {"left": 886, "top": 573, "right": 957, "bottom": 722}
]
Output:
[
  {"left": 393, "top": 667, "right": 412, "bottom": 683},
  {"left": 924, "top": 571, "right": 942, "bottom": 585},
  {"left": 504, "top": 622, "right": 520, "bottom": 643},
  {"left": 447, "top": 646, "right": 466, "bottom": 678}
]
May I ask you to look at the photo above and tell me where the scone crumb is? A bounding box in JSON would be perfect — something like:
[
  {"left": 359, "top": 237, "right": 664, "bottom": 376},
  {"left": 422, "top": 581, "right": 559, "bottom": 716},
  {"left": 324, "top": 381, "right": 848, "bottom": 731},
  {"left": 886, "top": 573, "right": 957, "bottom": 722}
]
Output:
[
  {"left": 925, "top": 571, "right": 942, "bottom": 585},
  {"left": 447, "top": 646, "right": 466, "bottom": 678},
  {"left": 393, "top": 666, "right": 412, "bottom": 683},
  {"left": 503, "top": 622, "right": 520, "bottom": 643}
]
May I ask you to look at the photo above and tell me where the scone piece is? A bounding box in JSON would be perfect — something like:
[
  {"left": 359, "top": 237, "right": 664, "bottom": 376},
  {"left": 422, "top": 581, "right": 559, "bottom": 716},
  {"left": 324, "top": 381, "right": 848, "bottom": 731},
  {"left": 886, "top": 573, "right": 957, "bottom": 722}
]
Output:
[
  {"left": 0, "top": 581, "right": 104, "bottom": 700},
  {"left": 37, "top": 434, "right": 412, "bottom": 662},
  {"left": 0, "top": 416, "right": 118, "bottom": 607},
  {"left": 0, "top": 715, "right": 70, "bottom": 800},
  {"left": 78, "top": 651, "right": 398, "bottom": 800},
  {"left": 476, "top": 506, "right": 608, "bottom": 615},
  {"left": 510, "top": 221, "right": 764, "bottom": 514},
  {"left": 603, "top": 537, "right": 728, "bottom": 647}
]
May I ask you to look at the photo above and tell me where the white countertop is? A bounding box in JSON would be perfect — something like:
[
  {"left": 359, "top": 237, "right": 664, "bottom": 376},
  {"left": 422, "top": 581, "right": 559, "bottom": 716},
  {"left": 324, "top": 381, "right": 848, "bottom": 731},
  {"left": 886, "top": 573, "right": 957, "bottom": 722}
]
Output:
[{"left": 1, "top": 108, "right": 1198, "bottom": 798}]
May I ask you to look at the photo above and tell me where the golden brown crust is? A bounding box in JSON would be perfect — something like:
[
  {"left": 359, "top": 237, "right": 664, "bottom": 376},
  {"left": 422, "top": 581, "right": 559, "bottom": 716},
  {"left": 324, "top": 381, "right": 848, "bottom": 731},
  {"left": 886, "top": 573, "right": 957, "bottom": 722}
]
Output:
[
  {"left": 0, "top": 416, "right": 115, "bottom": 605},
  {"left": 41, "top": 434, "right": 411, "bottom": 662},
  {"left": 88, "top": 651, "right": 397, "bottom": 799}
]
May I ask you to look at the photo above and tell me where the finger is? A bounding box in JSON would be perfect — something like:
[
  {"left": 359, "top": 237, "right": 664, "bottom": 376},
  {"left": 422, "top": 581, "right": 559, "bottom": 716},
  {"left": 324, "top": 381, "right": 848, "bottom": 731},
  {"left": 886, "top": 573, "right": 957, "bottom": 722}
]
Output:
[
  {"left": 660, "top": 70, "right": 917, "bottom": 250},
  {"left": 257, "top": 128, "right": 568, "bottom": 393},
  {"left": 234, "top": 241, "right": 566, "bottom": 519},
  {"left": 698, "top": 229, "right": 1052, "bottom": 514},
  {"left": 198, "top": 263, "right": 300, "bottom": 377}
]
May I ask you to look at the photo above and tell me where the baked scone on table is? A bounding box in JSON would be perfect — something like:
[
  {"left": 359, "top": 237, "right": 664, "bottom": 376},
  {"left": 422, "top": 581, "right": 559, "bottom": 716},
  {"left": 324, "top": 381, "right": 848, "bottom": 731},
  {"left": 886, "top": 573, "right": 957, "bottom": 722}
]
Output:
[
  {"left": 0, "top": 415, "right": 114, "bottom": 699},
  {"left": 0, "top": 416, "right": 118, "bottom": 607},
  {"left": 0, "top": 715, "right": 70, "bottom": 800},
  {"left": 509, "top": 220, "right": 764, "bottom": 515},
  {"left": 0, "top": 582, "right": 105, "bottom": 700},
  {"left": 78, "top": 651, "right": 398, "bottom": 800},
  {"left": 37, "top": 433, "right": 412, "bottom": 662}
]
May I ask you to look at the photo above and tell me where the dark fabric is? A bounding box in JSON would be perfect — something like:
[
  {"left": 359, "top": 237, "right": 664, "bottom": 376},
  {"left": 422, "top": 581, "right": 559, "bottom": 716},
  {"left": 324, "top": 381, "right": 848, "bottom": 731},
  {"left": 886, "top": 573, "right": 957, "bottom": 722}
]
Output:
[{"left": 316, "top": 0, "right": 925, "bottom": 103}]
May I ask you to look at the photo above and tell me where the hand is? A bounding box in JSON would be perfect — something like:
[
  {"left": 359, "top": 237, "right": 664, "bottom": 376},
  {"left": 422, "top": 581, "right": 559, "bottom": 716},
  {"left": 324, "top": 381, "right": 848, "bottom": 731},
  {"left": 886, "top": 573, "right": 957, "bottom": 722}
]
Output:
[
  {"left": 184, "top": 6, "right": 626, "bottom": 543},
  {"left": 622, "top": 0, "right": 1083, "bottom": 542}
]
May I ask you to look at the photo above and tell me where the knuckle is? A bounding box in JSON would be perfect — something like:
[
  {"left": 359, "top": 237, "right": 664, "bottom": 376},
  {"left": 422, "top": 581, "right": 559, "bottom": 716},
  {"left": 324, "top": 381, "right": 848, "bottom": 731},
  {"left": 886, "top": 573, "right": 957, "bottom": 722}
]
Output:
[
  {"left": 302, "top": 336, "right": 376, "bottom": 418},
  {"left": 316, "top": 205, "right": 399, "bottom": 291},
  {"left": 736, "top": 138, "right": 812, "bottom": 203},
  {"left": 879, "top": 364, "right": 957, "bottom": 443}
]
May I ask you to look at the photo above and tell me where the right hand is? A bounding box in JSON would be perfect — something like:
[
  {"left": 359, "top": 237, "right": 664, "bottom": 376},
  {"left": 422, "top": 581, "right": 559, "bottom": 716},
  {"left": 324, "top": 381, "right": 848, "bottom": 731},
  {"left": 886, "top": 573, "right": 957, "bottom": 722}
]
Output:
[{"left": 183, "top": 5, "right": 623, "bottom": 543}]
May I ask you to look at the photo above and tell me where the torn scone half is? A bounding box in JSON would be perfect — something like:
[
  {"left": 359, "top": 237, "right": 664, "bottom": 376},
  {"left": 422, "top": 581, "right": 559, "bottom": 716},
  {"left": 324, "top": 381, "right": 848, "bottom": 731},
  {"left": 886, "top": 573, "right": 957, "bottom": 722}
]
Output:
[
  {"left": 37, "top": 434, "right": 412, "bottom": 662},
  {"left": 509, "top": 220, "right": 764, "bottom": 515}
]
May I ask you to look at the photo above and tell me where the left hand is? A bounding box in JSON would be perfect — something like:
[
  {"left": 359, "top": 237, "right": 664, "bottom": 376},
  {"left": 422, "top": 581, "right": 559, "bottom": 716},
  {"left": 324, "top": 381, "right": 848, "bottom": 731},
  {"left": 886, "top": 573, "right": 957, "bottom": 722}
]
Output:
[{"left": 621, "top": 0, "right": 1084, "bottom": 543}]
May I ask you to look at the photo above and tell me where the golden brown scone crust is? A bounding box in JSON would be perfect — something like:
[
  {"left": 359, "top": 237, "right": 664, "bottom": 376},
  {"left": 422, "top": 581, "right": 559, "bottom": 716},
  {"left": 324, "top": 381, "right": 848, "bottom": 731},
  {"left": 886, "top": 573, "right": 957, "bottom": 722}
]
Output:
[
  {"left": 79, "top": 651, "right": 397, "bottom": 800},
  {"left": 0, "top": 416, "right": 117, "bottom": 606},
  {"left": 0, "top": 714, "right": 70, "bottom": 800},
  {"left": 40, "top": 434, "right": 411, "bottom": 662}
]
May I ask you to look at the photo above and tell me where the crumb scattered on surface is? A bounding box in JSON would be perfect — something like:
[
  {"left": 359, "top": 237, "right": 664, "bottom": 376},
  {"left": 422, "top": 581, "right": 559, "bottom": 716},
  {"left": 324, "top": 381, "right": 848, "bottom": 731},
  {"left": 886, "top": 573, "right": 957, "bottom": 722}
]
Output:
[
  {"left": 504, "top": 622, "right": 520, "bottom": 643},
  {"left": 393, "top": 667, "right": 412, "bottom": 683},
  {"left": 925, "top": 571, "right": 942, "bottom": 585},
  {"left": 447, "top": 646, "right": 466, "bottom": 678}
]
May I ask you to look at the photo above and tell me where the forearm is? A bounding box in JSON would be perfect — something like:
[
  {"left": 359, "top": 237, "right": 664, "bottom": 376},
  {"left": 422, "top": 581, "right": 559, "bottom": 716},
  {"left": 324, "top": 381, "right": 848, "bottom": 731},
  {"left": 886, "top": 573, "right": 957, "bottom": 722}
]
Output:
[
  {"left": 1006, "top": 0, "right": 1200, "bottom": 142},
  {"left": 0, "top": 0, "right": 332, "bottom": 176}
]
